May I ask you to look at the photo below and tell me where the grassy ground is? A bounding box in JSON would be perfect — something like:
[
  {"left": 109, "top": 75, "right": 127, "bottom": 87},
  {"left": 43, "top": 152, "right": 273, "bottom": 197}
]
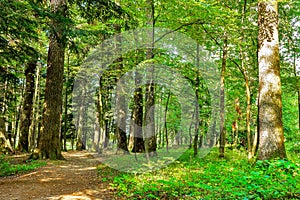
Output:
[
  {"left": 0, "top": 155, "right": 46, "bottom": 177},
  {"left": 97, "top": 148, "right": 300, "bottom": 199}
]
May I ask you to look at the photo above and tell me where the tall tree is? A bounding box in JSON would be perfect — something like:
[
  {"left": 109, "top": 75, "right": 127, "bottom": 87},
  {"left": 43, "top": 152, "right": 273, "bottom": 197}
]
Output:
[
  {"left": 257, "top": 0, "right": 286, "bottom": 160},
  {"left": 18, "top": 59, "right": 37, "bottom": 152},
  {"left": 144, "top": 0, "right": 157, "bottom": 158},
  {"left": 33, "top": 0, "right": 67, "bottom": 159},
  {"left": 131, "top": 70, "right": 145, "bottom": 153},
  {"left": 114, "top": 23, "right": 129, "bottom": 153},
  {"left": 219, "top": 32, "right": 227, "bottom": 158}
]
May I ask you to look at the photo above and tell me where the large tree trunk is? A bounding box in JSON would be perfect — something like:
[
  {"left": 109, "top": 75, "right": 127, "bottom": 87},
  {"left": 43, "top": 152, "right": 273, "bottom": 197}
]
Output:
[
  {"left": 219, "top": 33, "right": 227, "bottom": 158},
  {"left": 32, "top": 0, "right": 66, "bottom": 160},
  {"left": 257, "top": 0, "right": 286, "bottom": 160},
  {"left": 18, "top": 60, "right": 36, "bottom": 152}
]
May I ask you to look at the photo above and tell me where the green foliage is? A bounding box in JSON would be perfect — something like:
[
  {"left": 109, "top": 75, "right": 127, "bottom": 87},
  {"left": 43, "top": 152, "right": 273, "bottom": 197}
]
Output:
[
  {"left": 98, "top": 148, "right": 300, "bottom": 199},
  {"left": 0, "top": 155, "right": 46, "bottom": 177}
]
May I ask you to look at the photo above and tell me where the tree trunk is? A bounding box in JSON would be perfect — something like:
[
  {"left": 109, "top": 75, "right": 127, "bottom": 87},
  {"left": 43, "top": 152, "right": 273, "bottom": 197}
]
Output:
[
  {"left": 245, "top": 78, "right": 253, "bottom": 159},
  {"left": 257, "top": 0, "right": 286, "bottom": 160},
  {"left": 219, "top": 33, "right": 227, "bottom": 158},
  {"left": 194, "top": 45, "right": 201, "bottom": 156},
  {"left": 32, "top": 0, "right": 66, "bottom": 160},
  {"left": 189, "top": 108, "right": 195, "bottom": 149},
  {"left": 62, "top": 54, "right": 70, "bottom": 151},
  {"left": 164, "top": 92, "right": 170, "bottom": 153},
  {"left": 0, "top": 117, "right": 14, "bottom": 152},
  {"left": 28, "top": 62, "right": 41, "bottom": 152},
  {"left": 114, "top": 24, "right": 129, "bottom": 154},
  {"left": 131, "top": 71, "right": 145, "bottom": 153},
  {"left": 76, "top": 85, "right": 86, "bottom": 151},
  {"left": 144, "top": 0, "right": 157, "bottom": 158},
  {"left": 292, "top": 49, "right": 300, "bottom": 131},
  {"left": 18, "top": 60, "right": 36, "bottom": 152}
]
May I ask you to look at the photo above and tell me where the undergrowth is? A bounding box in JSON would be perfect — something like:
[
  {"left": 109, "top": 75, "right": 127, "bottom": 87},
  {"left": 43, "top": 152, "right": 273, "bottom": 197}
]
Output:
[
  {"left": 97, "top": 148, "right": 300, "bottom": 199},
  {"left": 0, "top": 155, "right": 46, "bottom": 177}
]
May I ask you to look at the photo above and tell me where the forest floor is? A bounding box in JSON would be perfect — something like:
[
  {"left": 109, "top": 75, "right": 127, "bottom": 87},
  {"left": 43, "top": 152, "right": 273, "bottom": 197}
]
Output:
[{"left": 0, "top": 151, "right": 116, "bottom": 200}]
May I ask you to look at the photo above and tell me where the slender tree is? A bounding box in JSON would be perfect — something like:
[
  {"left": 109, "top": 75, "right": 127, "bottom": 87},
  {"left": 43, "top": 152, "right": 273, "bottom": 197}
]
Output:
[
  {"left": 219, "top": 32, "right": 227, "bottom": 158},
  {"left": 144, "top": 0, "right": 157, "bottom": 158}
]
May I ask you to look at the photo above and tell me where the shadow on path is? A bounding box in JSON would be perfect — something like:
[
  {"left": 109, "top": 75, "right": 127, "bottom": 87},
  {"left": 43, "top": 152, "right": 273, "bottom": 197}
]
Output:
[{"left": 0, "top": 151, "right": 115, "bottom": 200}]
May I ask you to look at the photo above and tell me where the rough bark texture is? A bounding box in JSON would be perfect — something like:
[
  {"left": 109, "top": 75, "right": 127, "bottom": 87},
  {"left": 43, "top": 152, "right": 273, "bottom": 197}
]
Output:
[
  {"left": 257, "top": 0, "right": 286, "bottom": 160},
  {"left": 33, "top": 0, "right": 67, "bottom": 160},
  {"left": 18, "top": 61, "right": 36, "bottom": 152}
]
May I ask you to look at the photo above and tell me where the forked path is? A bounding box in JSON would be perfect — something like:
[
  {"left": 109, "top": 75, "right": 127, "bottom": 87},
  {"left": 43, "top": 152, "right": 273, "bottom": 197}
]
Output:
[{"left": 0, "top": 151, "right": 115, "bottom": 200}]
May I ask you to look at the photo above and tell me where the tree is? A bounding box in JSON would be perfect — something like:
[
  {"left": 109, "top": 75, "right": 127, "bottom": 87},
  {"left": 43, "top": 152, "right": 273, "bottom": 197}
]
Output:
[
  {"left": 18, "top": 59, "right": 37, "bottom": 152},
  {"left": 257, "top": 0, "right": 286, "bottom": 160},
  {"left": 131, "top": 70, "right": 145, "bottom": 153},
  {"left": 33, "top": 0, "right": 67, "bottom": 159},
  {"left": 219, "top": 32, "right": 227, "bottom": 158},
  {"left": 144, "top": 0, "right": 157, "bottom": 158}
]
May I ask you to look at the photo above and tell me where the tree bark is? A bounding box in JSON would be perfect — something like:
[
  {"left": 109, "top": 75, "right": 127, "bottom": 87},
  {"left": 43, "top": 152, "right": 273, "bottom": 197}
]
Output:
[
  {"left": 18, "top": 60, "right": 36, "bottom": 152},
  {"left": 32, "top": 0, "right": 67, "bottom": 159},
  {"left": 257, "top": 0, "right": 286, "bottom": 160},
  {"left": 131, "top": 71, "right": 145, "bottom": 153}
]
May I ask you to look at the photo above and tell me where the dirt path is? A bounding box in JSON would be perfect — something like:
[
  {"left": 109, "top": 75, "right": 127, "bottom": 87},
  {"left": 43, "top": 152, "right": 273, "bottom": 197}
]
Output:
[{"left": 0, "top": 151, "right": 116, "bottom": 200}]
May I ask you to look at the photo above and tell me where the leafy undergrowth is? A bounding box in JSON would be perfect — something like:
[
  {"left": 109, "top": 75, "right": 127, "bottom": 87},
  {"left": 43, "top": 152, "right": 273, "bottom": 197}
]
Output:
[
  {"left": 97, "top": 148, "right": 300, "bottom": 199},
  {"left": 0, "top": 155, "right": 46, "bottom": 177}
]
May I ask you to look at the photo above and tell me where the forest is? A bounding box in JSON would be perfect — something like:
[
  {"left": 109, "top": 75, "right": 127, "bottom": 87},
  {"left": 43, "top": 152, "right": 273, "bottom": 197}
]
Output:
[{"left": 0, "top": 0, "right": 299, "bottom": 199}]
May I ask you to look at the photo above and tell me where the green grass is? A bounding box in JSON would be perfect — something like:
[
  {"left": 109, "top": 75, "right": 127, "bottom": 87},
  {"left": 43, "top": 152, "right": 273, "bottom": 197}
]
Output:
[
  {"left": 97, "top": 148, "right": 300, "bottom": 199},
  {"left": 0, "top": 155, "right": 46, "bottom": 177},
  {"left": 100, "top": 146, "right": 189, "bottom": 173}
]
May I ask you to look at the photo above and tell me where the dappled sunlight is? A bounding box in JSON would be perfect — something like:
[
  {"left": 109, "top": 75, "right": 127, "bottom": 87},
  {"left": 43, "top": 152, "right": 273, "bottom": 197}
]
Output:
[
  {"left": 77, "top": 167, "right": 97, "bottom": 171},
  {"left": 18, "top": 171, "right": 38, "bottom": 178},
  {"left": 48, "top": 188, "right": 109, "bottom": 200},
  {"left": 49, "top": 195, "right": 91, "bottom": 200},
  {"left": 40, "top": 177, "right": 63, "bottom": 182}
]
